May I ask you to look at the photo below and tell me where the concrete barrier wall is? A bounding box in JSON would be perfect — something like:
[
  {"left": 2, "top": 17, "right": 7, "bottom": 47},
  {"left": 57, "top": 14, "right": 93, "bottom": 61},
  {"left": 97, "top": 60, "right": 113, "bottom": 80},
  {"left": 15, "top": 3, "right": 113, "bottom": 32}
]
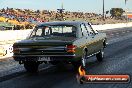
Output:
[
  {"left": 92, "top": 22, "right": 132, "bottom": 30},
  {"left": 0, "top": 29, "right": 32, "bottom": 58},
  {"left": 0, "top": 29, "right": 32, "bottom": 42}
]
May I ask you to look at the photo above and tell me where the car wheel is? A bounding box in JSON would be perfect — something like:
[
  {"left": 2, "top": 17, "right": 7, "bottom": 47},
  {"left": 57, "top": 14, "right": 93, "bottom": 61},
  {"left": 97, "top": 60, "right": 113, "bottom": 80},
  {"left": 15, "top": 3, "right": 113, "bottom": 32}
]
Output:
[
  {"left": 24, "top": 61, "right": 39, "bottom": 73},
  {"left": 72, "top": 50, "right": 87, "bottom": 69},
  {"left": 103, "top": 41, "right": 107, "bottom": 48},
  {"left": 81, "top": 51, "right": 87, "bottom": 68},
  {"left": 96, "top": 50, "right": 104, "bottom": 62}
]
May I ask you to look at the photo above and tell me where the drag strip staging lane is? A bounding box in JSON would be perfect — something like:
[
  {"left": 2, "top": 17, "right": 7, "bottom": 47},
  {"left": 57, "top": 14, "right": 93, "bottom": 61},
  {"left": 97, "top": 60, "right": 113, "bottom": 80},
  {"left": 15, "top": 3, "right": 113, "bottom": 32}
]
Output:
[{"left": 0, "top": 27, "right": 132, "bottom": 88}]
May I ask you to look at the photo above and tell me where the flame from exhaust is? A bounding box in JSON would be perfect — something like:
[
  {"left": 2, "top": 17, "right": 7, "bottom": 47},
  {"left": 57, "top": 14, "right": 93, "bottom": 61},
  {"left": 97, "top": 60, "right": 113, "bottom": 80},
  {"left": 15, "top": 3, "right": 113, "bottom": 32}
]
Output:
[{"left": 78, "top": 66, "right": 86, "bottom": 76}]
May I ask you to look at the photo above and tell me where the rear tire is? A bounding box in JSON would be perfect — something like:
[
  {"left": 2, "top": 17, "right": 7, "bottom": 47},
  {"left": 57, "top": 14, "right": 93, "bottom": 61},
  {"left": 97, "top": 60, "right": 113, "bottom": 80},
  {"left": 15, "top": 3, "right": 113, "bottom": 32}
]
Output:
[
  {"left": 24, "top": 61, "right": 39, "bottom": 73},
  {"left": 72, "top": 50, "right": 87, "bottom": 69},
  {"left": 103, "top": 41, "right": 107, "bottom": 48},
  {"left": 96, "top": 50, "right": 104, "bottom": 62}
]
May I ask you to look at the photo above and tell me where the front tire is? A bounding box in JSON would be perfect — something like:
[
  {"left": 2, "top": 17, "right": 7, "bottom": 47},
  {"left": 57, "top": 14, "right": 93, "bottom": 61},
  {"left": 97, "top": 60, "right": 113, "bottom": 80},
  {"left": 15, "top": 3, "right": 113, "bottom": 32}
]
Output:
[
  {"left": 24, "top": 61, "right": 39, "bottom": 73},
  {"left": 96, "top": 50, "right": 104, "bottom": 62}
]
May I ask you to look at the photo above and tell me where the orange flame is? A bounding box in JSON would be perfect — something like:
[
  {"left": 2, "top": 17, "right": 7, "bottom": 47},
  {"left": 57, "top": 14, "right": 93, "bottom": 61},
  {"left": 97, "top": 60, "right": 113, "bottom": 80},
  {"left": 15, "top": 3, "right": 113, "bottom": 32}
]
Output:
[
  {"left": 76, "top": 65, "right": 86, "bottom": 84},
  {"left": 78, "top": 66, "right": 86, "bottom": 76}
]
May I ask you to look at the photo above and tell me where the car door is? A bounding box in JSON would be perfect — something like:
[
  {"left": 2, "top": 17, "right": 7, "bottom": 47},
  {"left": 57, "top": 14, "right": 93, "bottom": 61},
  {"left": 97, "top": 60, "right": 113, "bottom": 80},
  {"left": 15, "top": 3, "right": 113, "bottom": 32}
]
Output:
[
  {"left": 85, "top": 23, "right": 103, "bottom": 53},
  {"left": 80, "top": 23, "right": 94, "bottom": 55}
]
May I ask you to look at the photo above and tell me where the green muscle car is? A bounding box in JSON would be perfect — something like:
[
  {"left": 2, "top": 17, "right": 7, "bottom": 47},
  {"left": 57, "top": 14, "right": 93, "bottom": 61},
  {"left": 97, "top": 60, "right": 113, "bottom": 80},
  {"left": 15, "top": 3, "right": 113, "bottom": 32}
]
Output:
[{"left": 13, "top": 21, "right": 107, "bottom": 72}]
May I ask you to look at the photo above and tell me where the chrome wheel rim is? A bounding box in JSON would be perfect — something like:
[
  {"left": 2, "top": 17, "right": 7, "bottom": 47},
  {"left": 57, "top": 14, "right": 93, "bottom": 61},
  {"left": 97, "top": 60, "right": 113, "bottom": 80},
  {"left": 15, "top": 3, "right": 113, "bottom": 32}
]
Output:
[
  {"left": 101, "top": 51, "right": 104, "bottom": 58},
  {"left": 82, "top": 53, "right": 86, "bottom": 67}
]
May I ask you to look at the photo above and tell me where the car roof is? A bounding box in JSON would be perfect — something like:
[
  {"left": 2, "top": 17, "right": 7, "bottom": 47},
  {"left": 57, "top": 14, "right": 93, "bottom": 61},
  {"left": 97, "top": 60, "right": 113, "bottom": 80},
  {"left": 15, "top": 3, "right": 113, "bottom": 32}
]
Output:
[{"left": 37, "top": 21, "right": 87, "bottom": 27}]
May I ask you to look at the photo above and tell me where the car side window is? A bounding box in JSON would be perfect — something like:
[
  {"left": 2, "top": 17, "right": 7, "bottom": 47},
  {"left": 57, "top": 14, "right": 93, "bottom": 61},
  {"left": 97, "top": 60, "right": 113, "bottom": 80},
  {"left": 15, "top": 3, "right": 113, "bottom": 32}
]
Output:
[
  {"left": 85, "top": 23, "right": 95, "bottom": 35},
  {"left": 80, "top": 24, "right": 88, "bottom": 37},
  {"left": 36, "top": 28, "right": 43, "bottom": 36},
  {"left": 31, "top": 28, "right": 42, "bottom": 37}
]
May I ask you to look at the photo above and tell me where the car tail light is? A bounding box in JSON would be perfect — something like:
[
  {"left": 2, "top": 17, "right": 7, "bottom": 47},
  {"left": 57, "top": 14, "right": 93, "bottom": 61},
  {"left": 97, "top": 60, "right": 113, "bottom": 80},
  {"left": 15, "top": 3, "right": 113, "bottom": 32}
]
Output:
[
  {"left": 66, "top": 45, "right": 76, "bottom": 53},
  {"left": 13, "top": 46, "right": 20, "bottom": 53},
  {"left": 13, "top": 48, "right": 20, "bottom": 53}
]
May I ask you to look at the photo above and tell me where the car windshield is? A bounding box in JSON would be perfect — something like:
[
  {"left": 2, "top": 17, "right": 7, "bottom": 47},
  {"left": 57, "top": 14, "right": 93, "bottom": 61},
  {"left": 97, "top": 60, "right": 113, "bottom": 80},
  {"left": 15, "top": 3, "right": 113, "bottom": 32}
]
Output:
[{"left": 29, "top": 25, "right": 76, "bottom": 39}]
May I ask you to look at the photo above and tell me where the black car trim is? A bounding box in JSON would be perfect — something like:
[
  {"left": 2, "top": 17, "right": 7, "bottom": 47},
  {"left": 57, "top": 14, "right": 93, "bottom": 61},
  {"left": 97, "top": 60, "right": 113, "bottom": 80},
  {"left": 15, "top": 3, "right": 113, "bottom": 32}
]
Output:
[{"left": 13, "top": 54, "right": 76, "bottom": 57}]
